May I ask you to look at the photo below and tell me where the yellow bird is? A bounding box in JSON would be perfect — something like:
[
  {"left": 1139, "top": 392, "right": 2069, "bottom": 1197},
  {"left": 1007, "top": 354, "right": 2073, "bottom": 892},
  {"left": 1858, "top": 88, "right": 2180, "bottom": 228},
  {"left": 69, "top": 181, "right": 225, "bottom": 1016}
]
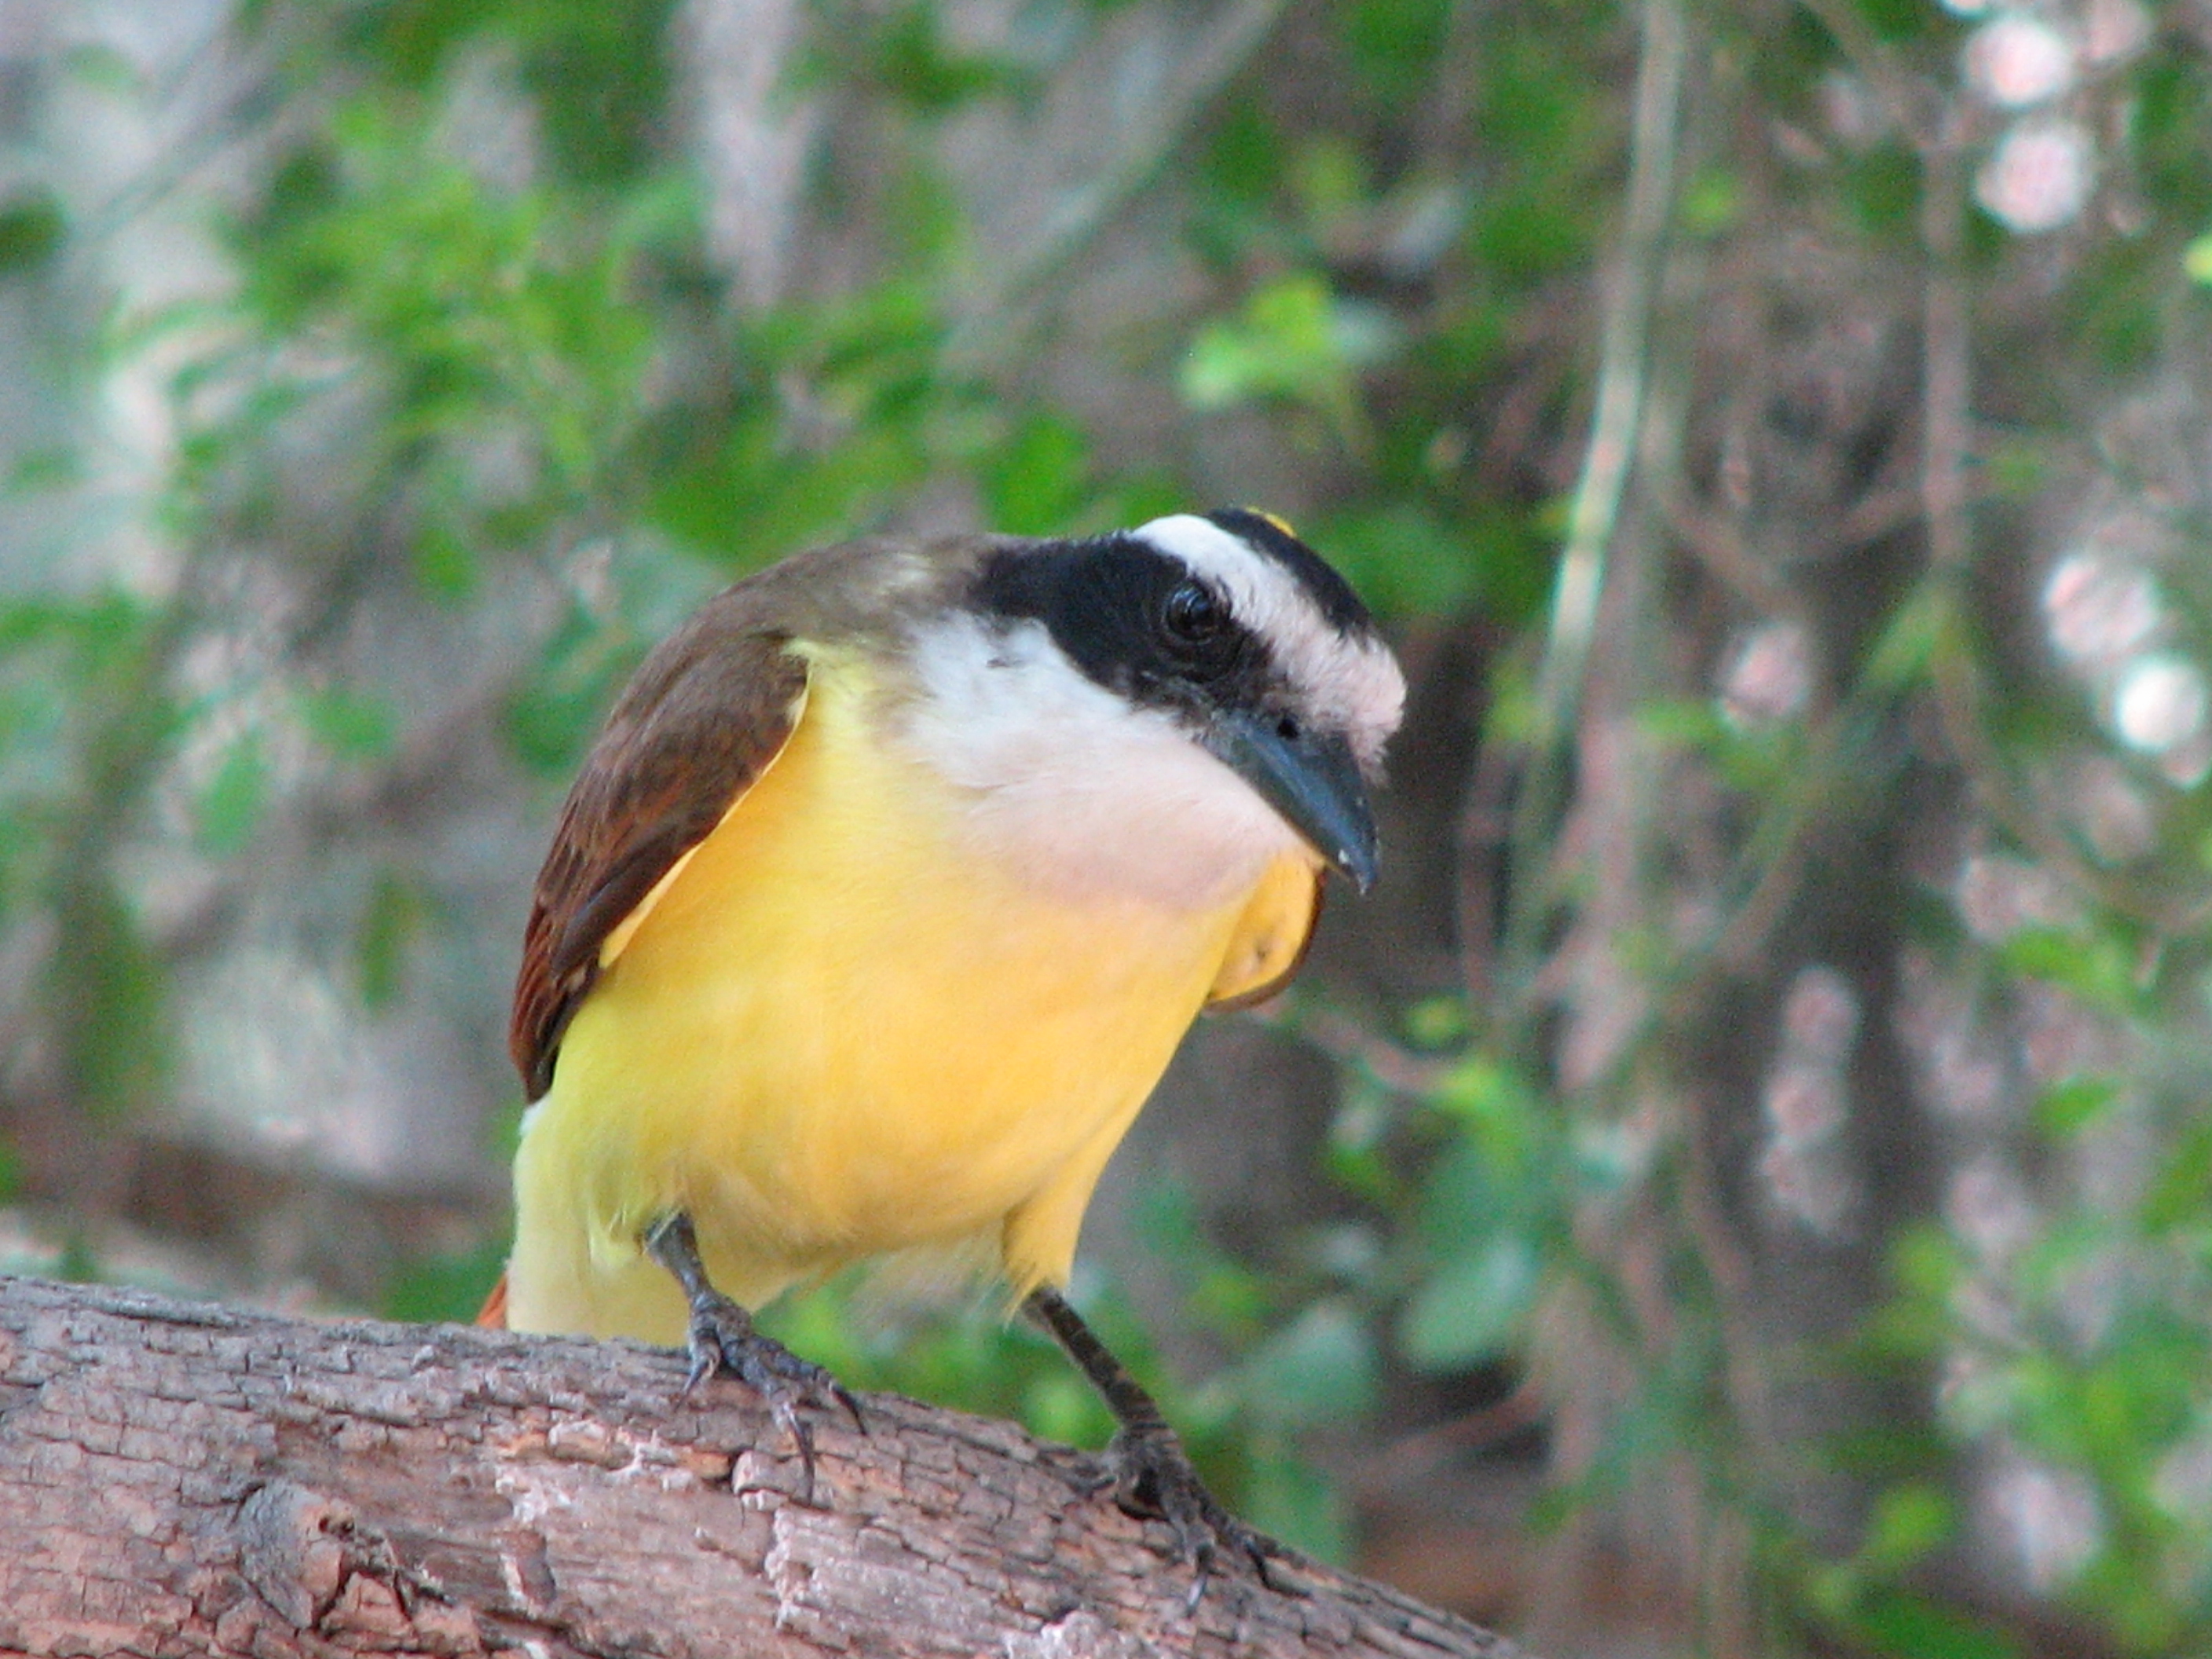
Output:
[{"left": 485, "top": 508, "right": 1404, "bottom": 1585}]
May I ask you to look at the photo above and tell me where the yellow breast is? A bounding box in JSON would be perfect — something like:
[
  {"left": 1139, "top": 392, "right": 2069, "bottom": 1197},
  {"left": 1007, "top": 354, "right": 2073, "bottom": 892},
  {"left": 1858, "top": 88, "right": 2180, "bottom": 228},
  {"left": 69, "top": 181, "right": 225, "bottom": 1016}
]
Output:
[{"left": 505, "top": 654, "right": 1317, "bottom": 1342}]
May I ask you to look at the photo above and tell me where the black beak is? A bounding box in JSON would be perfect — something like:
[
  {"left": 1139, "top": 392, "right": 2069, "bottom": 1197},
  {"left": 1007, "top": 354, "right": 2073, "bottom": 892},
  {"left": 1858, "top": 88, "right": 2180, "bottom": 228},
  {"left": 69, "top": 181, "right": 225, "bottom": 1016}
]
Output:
[{"left": 1203, "top": 709, "right": 1380, "bottom": 892}]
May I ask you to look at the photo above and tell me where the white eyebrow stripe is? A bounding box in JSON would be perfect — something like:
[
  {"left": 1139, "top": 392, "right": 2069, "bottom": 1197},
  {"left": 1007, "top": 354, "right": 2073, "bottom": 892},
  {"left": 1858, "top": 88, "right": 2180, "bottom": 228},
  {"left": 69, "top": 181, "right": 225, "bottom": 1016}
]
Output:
[{"left": 1133, "top": 514, "right": 1404, "bottom": 765}]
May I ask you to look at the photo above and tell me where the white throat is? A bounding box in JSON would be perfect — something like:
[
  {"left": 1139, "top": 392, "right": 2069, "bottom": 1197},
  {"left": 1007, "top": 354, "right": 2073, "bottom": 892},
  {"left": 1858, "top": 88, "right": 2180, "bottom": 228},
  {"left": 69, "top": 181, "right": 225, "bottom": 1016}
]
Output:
[{"left": 891, "top": 611, "right": 1308, "bottom": 910}]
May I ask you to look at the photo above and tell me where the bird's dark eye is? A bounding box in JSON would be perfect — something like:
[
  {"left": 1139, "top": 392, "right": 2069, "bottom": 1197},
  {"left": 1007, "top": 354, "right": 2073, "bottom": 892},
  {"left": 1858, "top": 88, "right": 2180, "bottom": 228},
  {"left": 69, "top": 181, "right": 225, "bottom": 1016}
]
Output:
[{"left": 1161, "top": 581, "right": 1227, "bottom": 647}]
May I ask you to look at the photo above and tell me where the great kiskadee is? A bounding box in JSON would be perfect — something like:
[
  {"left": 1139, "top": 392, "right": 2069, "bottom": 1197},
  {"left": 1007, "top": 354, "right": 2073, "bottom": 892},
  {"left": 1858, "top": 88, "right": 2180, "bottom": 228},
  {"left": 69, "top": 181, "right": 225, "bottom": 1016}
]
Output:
[{"left": 485, "top": 507, "right": 1404, "bottom": 1588}]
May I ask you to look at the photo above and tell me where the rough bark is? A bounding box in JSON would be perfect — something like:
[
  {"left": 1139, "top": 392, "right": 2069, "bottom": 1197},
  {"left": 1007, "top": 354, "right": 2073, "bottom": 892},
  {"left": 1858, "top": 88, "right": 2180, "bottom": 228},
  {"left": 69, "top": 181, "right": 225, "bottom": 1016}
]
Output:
[{"left": 0, "top": 1274, "right": 1520, "bottom": 1659}]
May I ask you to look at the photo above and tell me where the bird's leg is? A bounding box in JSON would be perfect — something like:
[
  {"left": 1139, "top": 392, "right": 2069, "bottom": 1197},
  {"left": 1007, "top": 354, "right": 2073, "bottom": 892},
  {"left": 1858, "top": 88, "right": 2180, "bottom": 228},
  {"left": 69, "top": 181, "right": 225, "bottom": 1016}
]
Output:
[
  {"left": 1024, "top": 1284, "right": 1284, "bottom": 1606},
  {"left": 644, "top": 1210, "right": 862, "bottom": 1502}
]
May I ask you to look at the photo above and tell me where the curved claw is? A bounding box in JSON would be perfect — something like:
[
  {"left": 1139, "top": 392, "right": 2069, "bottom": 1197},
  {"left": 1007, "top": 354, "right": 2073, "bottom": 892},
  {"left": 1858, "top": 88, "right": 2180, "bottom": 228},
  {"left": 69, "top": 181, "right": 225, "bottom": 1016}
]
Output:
[
  {"left": 828, "top": 1379, "right": 867, "bottom": 1435},
  {"left": 682, "top": 1289, "right": 857, "bottom": 1505},
  {"left": 1105, "top": 1425, "right": 1291, "bottom": 1610}
]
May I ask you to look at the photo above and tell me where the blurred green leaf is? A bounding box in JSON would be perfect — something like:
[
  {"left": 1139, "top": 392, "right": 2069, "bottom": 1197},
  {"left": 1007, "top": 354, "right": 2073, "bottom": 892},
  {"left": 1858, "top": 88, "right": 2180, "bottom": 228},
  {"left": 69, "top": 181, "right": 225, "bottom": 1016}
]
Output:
[
  {"left": 1850, "top": 0, "right": 1943, "bottom": 42},
  {"left": 1317, "top": 500, "right": 1489, "bottom": 617},
  {"left": 4, "top": 445, "right": 80, "bottom": 495},
  {"left": 356, "top": 868, "right": 421, "bottom": 1010},
  {"left": 517, "top": 0, "right": 682, "bottom": 186},
  {"left": 300, "top": 687, "right": 397, "bottom": 761},
  {"left": 1844, "top": 145, "right": 1921, "bottom": 239},
  {"left": 1334, "top": 0, "right": 1451, "bottom": 103},
  {"left": 981, "top": 412, "right": 1091, "bottom": 535},
  {"left": 1861, "top": 1483, "right": 1957, "bottom": 1571},
  {"left": 1840, "top": 1586, "right": 2022, "bottom": 1659},
  {"left": 383, "top": 1234, "right": 509, "bottom": 1324},
  {"left": 506, "top": 604, "right": 641, "bottom": 774},
  {"left": 1181, "top": 275, "right": 1396, "bottom": 438},
  {"left": 2142, "top": 1119, "right": 2212, "bottom": 1235},
  {"left": 1203, "top": 97, "right": 1286, "bottom": 205},
  {"left": 1240, "top": 1298, "right": 1379, "bottom": 1427},
  {"left": 412, "top": 519, "right": 480, "bottom": 602},
  {"left": 1399, "top": 1232, "right": 1540, "bottom": 1371},
  {"left": 1996, "top": 925, "right": 2139, "bottom": 1013},
  {"left": 1861, "top": 580, "right": 1949, "bottom": 690},
  {"left": 1132, "top": 1176, "right": 1271, "bottom": 1342},
  {"left": 1242, "top": 1442, "right": 1353, "bottom": 1562},
  {"left": 0, "top": 192, "right": 66, "bottom": 276},
  {"left": 840, "top": 2, "right": 1034, "bottom": 113},
  {"left": 1681, "top": 169, "right": 1743, "bottom": 237},
  {"left": 2033, "top": 1075, "right": 2121, "bottom": 1137},
  {"left": 2135, "top": 57, "right": 2212, "bottom": 223},
  {"left": 49, "top": 880, "right": 170, "bottom": 1115},
  {"left": 1403, "top": 995, "right": 1469, "bottom": 1049},
  {"left": 195, "top": 731, "right": 269, "bottom": 857},
  {"left": 2068, "top": 240, "right": 2173, "bottom": 372},
  {"left": 1429, "top": 1053, "right": 1544, "bottom": 1174},
  {"left": 58, "top": 42, "right": 144, "bottom": 96}
]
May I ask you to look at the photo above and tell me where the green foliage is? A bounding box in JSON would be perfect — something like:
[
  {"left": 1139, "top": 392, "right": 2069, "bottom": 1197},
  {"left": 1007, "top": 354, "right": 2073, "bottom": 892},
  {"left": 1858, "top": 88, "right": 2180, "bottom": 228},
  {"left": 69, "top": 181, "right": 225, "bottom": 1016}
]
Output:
[
  {"left": 1181, "top": 273, "right": 1397, "bottom": 442},
  {"left": 0, "top": 588, "right": 183, "bottom": 1115},
  {"left": 1463, "top": 25, "right": 1613, "bottom": 281},
  {"left": 194, "top": 732, "right": 269, "bottom": 858},
  {"left": 2067, "top": 239, "right": 2177, "bottom": 372},
  {"left": 1315, "top": 500, "right": 1496, "bottom": 618},
  {"left": 1823, "top": 1584, "right": 2024, "bottom": 1659},
  {"left": 299, "top": 687, "right": 398, "bottom": 761},
  {"left": 1334, "top": 0, "right": 1453, "bottom": 104},
  {"left": 980, "top": 412, "right": 1093, "bottom": 535},
  {"left": 826, "top": 2, "right": 1037, "bottom": 114},
  {"left": 1840, "top": 145, "right": 1922, "bottom": 240},
  {"left": 1862, "top": 1123, "right": 2212, "bottom": 1650},
  {"left": 49, "top": 877, "right": 172, "bottom": 1116},
  {"left": 1400, "top": 1229, "right": 1541, "bottom": 1370},
  {"left": 0, "top": 191, "right": 65, "bottom": 276},
  {"left": 231, "top": 94, "right": 688, "bottom": 537},
  {"left": 383, "top": 1232, "right": 510, "bottom": 1324},
  {"left": 2133, "top": 55, "right": 2212, "bottom": 225},
  {"left": 1274, "top": 1024, "right": 1580, "bottom": 1461},
  {"left": 355, "top": 867, "right": 423, "bottom": 1009}
]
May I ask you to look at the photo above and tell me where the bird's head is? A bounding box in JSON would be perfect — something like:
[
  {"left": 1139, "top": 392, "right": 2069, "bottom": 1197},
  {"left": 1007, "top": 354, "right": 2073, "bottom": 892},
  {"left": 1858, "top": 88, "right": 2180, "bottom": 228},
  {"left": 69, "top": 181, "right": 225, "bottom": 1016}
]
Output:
[{"left": 921, "top": 509, "right": 1404, "bottom": 897}]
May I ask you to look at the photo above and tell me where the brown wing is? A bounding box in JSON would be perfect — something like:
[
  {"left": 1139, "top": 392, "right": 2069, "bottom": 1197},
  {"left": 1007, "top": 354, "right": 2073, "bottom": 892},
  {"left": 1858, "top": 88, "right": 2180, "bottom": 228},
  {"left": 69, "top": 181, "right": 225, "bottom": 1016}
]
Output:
[{"left": 509, "top": 597, "right": 810, "bottom": 1100}]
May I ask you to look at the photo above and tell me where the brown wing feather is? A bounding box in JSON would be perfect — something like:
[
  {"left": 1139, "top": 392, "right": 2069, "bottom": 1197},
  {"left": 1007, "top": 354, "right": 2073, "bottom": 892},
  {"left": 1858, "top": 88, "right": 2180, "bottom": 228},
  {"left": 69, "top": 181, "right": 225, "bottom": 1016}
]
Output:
[{"left": 509, "top": 598, "right": 810, "bottom": 1100}]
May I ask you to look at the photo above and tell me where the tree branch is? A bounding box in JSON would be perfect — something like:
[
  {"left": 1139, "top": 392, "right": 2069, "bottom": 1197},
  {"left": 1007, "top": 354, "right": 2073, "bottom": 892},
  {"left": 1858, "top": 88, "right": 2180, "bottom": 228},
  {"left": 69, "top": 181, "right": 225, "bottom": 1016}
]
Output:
[{"left": 0, "top": 1274, "right": 1522, "bottom": 1659}]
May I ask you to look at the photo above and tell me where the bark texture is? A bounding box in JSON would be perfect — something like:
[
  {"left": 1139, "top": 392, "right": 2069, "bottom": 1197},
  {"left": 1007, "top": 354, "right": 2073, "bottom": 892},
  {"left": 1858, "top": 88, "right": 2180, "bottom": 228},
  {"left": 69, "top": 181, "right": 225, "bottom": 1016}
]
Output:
[{"left": 0, "top": 1275, "right": 1519, "bottom": 1659}]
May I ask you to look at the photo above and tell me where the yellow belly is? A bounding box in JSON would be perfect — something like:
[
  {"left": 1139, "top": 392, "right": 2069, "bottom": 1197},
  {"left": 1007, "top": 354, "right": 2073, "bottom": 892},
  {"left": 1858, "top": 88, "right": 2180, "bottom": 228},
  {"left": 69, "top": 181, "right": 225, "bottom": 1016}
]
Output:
[{"left": 505, "top": 660, "right": 1316, "bottom": 1343}]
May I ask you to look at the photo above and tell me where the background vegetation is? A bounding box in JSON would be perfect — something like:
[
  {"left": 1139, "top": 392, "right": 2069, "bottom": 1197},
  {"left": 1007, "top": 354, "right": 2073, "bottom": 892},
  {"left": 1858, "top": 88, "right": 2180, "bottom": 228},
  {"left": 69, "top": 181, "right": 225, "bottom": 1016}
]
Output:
[{"left": 2, "top": 1, "right": 2210, "bottom": 1654}]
